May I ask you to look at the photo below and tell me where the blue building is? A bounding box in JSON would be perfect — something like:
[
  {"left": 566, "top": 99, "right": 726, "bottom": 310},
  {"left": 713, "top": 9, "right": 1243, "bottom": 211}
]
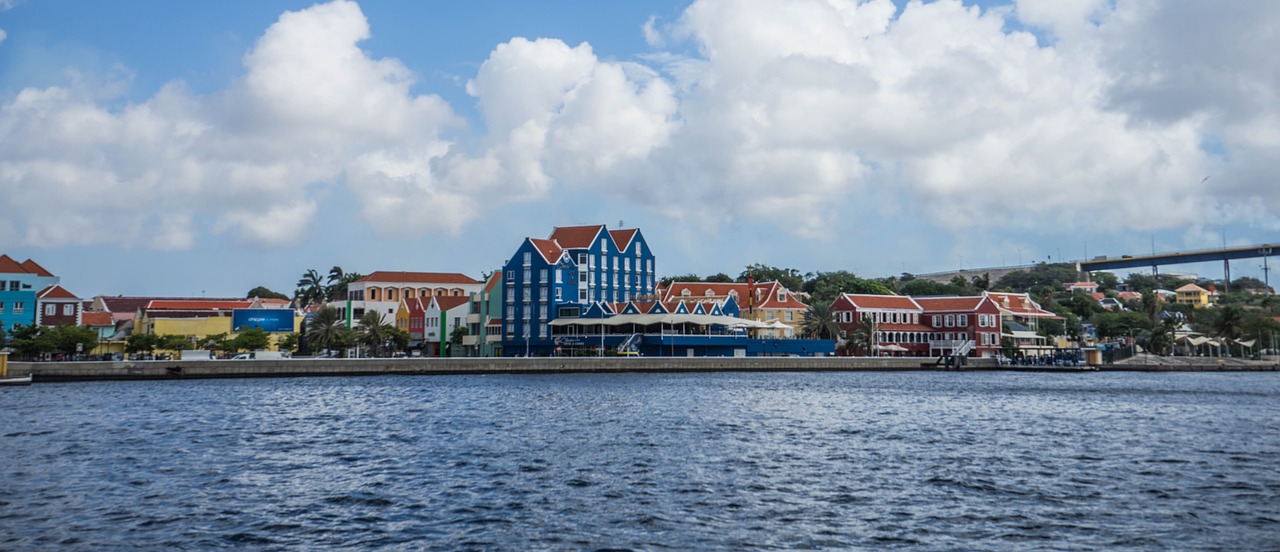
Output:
[
  {"left": 0, "top": 254, "right": 61, "bottom": 333},
  {"left": 501, "top": 225, "right": 656, "bottom": 356}
]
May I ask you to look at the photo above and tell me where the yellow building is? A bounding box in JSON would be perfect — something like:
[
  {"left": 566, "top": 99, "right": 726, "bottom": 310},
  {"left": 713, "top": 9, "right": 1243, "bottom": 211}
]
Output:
[
  {"left": 1175, "top": 283, "right": 1212, "bottom": 308},
  {"left": 137, "top": 299, "right": 302, "bottom": 351}
]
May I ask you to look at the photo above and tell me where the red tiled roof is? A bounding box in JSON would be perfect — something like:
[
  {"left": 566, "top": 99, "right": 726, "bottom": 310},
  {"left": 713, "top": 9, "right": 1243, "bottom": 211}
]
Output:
[
  {"left": 609, "top": 229, "right": 638, "bottom": 251},
  {"left": 483, "top": 271, "right": 502, "bottom": 293},
  {"left": 913, "top": 296, "right": 988, "bottom": 312},
  {"left": 752, "top": 281, "right": 808, "bottom": 310},
  {"left": 0, "top": 254, "right": 29, "bottom": 274},
  {"left": 81, "top": 311, "right": 113, "bottom": 326},
  {"left": 1176, "top": 283, "right": 1208, "bottom": 293},
  {"left": 663, "top": 282, "right": 751, "bottom": 302},
  {"left": 21, "top": 259, "right": 54, "bottom": 277},
  {"left": 97, "top": 296, "right": 243, "bottom": 313},
  {"left": 37, "top": 284, "right": 79, "bottom": 300},
  {"left": 548, "top": 225, "right": 605, "bottom": 249},
  {"left": 836, "top": 293, "right": 921, "bottom": 311},
  {"left": 434, "top": 296, "right": 470, "bottom": 311},
  {"left": 984, "top": 292, "right": 1060, "bottom": 318},
  {"left": 147, "top": 300, "right": 255, "bottom": 310},
  {"left": 357, "top": 271, "right": 480, "bottom": 285},
  {"left": 529, "top": 238, "right": 565, "bottom": 264}
]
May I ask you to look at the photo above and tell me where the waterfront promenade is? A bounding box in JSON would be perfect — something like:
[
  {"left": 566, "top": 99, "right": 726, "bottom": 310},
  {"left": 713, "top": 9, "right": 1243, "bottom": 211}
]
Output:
[{"left": 5, "top": 356, "right": 1278, "bottom": 382}]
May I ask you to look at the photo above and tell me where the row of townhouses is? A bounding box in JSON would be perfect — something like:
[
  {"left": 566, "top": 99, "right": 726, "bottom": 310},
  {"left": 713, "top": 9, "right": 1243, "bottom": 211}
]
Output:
[{"left": 2, "top": 223, "right": 1066, "bottom": 359}]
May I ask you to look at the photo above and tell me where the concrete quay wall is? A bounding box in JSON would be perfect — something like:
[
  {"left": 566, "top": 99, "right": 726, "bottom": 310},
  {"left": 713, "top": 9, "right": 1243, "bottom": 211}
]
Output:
[
  {"left": 14, "top": 357, "right": 982, "bottom": 382},
  {"left": 7, "top": 357, "right": 1276, "bottom": 382}
]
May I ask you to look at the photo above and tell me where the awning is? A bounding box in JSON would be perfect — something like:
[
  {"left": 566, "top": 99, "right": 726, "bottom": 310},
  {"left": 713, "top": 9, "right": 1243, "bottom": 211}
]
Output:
[
  {"left": 1004, "top": 330, "right": 1046, "bottom": 341},
  {"left": 550, "top": 313, "right": 771, "bottom": 328}
]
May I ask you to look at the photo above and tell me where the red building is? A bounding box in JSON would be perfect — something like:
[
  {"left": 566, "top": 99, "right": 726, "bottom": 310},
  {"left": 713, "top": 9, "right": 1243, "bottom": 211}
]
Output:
[
  {"left": 35, "top": 284, "right": 82, "bottom": 326},
  {"left": 914, "top": 296, "right": 1003, "bottom": 358},
  {"left": 831, "top": 293, "right": 1004, "bottom": 358}
]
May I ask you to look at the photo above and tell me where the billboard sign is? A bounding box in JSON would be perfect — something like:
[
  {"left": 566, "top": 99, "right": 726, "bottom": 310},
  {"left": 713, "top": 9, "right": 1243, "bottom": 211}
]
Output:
[{"left": 232, "top": 309, "right": 295, "bottom": 333}]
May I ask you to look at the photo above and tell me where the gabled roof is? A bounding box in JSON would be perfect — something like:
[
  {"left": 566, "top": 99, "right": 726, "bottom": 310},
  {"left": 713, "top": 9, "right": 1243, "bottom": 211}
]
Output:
[
  {"left": 548, "top": 225, "right": 605, "bottom": 249},
  {"left": 37, "top": 284, "right": 79, "bottom": 300},
  {"left": 663, "top": 282, "right": 750, "bottom": 302},
  {"left": 1176, "top": 283, "right": 1209, "bottom": 293},
  {"left": 483, "top": 271, "right": 503, "bottom": 293},
  {"left": 405, "top": 297, "right": 428, "bottom": 315},
  {"left": 913, "top": 296, "right": 990, "bottom": 312},
  {"left": 984, "top": 291, "right": 1060, "bottom": 318},
  {"left": 609, "top": 229, "right": 638, "bottom": 252},
  {"left": 752, "top": 281, "right": 809, "bottom": 310},
  {"left": 432, "top": 295, "right": 470, "bottom": 311},
  {"left": 80, "top": 311, "right": 113, "bottom": 327},
  {"left": 529, "top": 238, "right": 565, "bottom": 265},
  {"left": 20, "top": 259, "right": 54, "bottom": 277},
  {"left": 835, "top": 293, "right": 921, "bottom": 311},
  {"left": 0, "top": 254, "right": 26, "bottom": 274},
  {"left": 357, "top": 271, "right": 481, "bottom": 285}
]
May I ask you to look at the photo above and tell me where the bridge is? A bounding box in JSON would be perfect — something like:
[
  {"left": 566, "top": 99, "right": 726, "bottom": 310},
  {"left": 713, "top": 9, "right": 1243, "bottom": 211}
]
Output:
[{"left": 1078, "top": 243, "right": 1276, "bottom": 293}]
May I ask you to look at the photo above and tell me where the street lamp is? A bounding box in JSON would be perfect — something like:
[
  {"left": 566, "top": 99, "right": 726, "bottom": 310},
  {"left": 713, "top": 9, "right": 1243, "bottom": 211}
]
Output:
[{"left": 523, "top": 330, "right": 530, "bottom": 357}]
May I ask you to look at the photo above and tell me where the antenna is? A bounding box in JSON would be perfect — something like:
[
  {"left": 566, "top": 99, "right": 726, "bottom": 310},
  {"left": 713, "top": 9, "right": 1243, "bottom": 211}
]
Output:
[{"left": 618, "top": 220, "right": 624, "bottom": 228}]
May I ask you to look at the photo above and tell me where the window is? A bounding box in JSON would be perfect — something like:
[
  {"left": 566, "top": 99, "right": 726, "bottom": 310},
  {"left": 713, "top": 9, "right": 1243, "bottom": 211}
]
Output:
[
  {"left": 624, "top": 258, "right": 630, "bottom": 272},
  {"left": 578, "top": 253, "right": 588, "bottom": 266},
  {"left": 539, "top": 305, "right": 547, "bottom": 319},
  {"left": 523, "top": 252, "right": 531, "bottom": 266},
  {"left": 507, "top": 306, "right": 514, "bottom": 320},
  {"left": 777, "top": 290, "right": 785, "bottom": 302},
  {"left": 932, "top": 315, "right": 941, "bottom": 327},
  {"left": 555, "top": 288, "right": 563, "bottom": 301},
  {"left": 8, "top": 281, "right": 17, "bottom": 291},
  {"left": 891, "top": 312, "right": 899, "bottom": 324},
  {"left": 523, "top": 288, "right": 531, "bottom": 301},
  {"left": 539, "top": 286, "right": 547, "bottom": 302},
  {"left": 15, "top": 302, "right": 27, "bottom": 314},
  {"left": 0, "top": 302, "right": 4, "bottom": 312},
  {"left": 958, "top": 315, "right": 968, "bottom": 327},
  {"left": 601, "top": 239, "right": 608, "bottom": 253},
  {"left": 539, "top": 268, "right": 547, "bottom": 282},
  {"left": 45, "top": 304, "right": 56, "bottom": 316},
  {"left": 945, "top": 315, "right": 955, "bottom": 327},
  {"left": 579, "top": 289, "right": 588, "bottom": 301}
]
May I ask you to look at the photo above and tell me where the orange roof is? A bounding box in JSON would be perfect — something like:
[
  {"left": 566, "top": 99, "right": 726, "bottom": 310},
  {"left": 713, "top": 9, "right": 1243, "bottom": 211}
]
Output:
[
  {"left": 1176, "top": 283, "right": 1208, "bottom": 293},
  {"left": 433, "top": 295, "right": 470, "bottom": 311},
  {"left": 81, "top": 311, "right": 114, "bottom": 326},
  {"left": 36, "top": 284, "right": 79, "bottom": 300},
  {"left": 609, "top": 229, "right": 638, "bottom": 251},
  {"left": 529, "top": 238, "right": 565, "bottom": 264},
  {"left": 663, "top": 282, "right": 751, "bottom": 302},
  {"left": 483, "top": 271, "right": 503, "bottom": 293},
  {"left": 836, "top": 293, "right": 920, "bottom": 311},
  {"left": 984, "top": 292, "right": 1059, "bottom": 318},
  {"left": 358, "top": 271, "right": 481, "bottom": 285},
  {"left": 0, "top": 254, "right": 29, "bottom": 274},
  {"left": 20, "top": 259, "right": 54, "bottom": 277},
  {"left": 548, "top": 225, "right": 605, "bottom": 249},
  {"left": 147, "top": 300, "right": 255, "bottom": 310},
  {"left": 752, "top": 281, "right": 808, "bottom": 310},
  {"left": 913, "top": 296, "right": 988, "bottom": 312}
]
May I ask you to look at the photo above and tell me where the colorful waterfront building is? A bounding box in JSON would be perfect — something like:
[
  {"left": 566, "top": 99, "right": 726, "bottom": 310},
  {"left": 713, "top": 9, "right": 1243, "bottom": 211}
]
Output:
[
  {"left": 830, "top": 294, "right": 1003, "bottom": 358},
  {"left": 0, "top": 255, "right": 61, "bottom": 332},
  {"left": 463, "top": 272, "right": 504, "bottom": 357},
  {"left": 500, "top": 225, "right": 656, "bottom": 356},
  {"left": 35, "top": 285, "right": 83, "bottom": 327},
  {"left": 336, "top": 271, "right": 484, "bottom": 327},
  {"left": 659, "top": 280, "right": 806, "bottom": 335}
]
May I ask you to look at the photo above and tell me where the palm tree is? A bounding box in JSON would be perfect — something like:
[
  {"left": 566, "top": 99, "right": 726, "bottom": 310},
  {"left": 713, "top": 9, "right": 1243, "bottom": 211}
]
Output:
[
  {"left": 356, "top": 310, "right": 391, "bottom": 356},
  {"left": 295, "top": 269, "right": 326, "bottom": 308},
  {"left": 801, "top": 303, "right": 841, "bottom": 340},
  {"left": 324, "top": 266, "right": 365, "bottom": 302},
  {"left": 306, "top": 306, "right": 347, "bottom": 354},
  {"left": 846, "top": 317, "right": 878, "bottom": 356}
]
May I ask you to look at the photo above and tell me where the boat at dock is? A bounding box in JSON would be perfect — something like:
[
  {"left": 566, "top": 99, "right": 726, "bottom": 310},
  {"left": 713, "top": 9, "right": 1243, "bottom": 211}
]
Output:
[{"left": 0, "top": 374, "right": 33, "bottom": 386}]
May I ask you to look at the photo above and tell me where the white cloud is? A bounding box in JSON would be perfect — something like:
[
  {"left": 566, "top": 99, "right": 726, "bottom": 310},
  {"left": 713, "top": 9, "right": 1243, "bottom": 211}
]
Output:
[
  {"left": 0, "top": 0, "right": 458, "bottom": 249},
  {"left": 2, "top": 0, "right": 1276, "bottom": 253},
  {"left": 0, "top": 29, "right": 7, "bottom": 43}
]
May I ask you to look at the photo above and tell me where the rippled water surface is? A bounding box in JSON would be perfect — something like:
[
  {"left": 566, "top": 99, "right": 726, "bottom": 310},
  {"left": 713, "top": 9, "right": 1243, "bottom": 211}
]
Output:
[{"left": 2, "top": 372, "right": 1278, "bottom": 550}]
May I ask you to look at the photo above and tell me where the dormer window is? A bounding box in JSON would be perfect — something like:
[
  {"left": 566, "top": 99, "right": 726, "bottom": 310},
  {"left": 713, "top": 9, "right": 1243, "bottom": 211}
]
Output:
[
  {"left": 705, "top": 290, "right": 715, "bottom": 297},
  {"left": 777, "top": 290, "right": 785, "bottom": 302},
  {"left": 681, "top": 289, "right": 692, "bottom": 297}
]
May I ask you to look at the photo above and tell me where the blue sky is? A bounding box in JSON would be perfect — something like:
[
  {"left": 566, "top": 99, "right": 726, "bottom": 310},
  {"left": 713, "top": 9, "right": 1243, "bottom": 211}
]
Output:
[{"left": 1, "top": 0, "right": 1277, "bottom": 298}]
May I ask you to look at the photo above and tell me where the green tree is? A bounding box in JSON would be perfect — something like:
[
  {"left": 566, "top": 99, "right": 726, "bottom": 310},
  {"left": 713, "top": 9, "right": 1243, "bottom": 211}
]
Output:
[
  {"left": 1208, "top": 304, "right": 1246, "bottom": 342},
  {"left": 234, "top": 327, "right": 271, "bottom": 352},
  {"left": 900, "top": 279, "right": 969, "bottom": 297},
  {"left": 356, "top": 310, "right": 391, "bottom": 356},
  {"left": 247, "top": 286, "right": 290, "bottom": 301},
  {"left": 9, "top": 325, "right": 55, "bottom": 359},
  {"left": 43, "top": 325, "right": 99, "bottom": 356},
  {"left": 844, "top": 317, "right": 878, "bottom": 356},
  {"left": 705, "top": 273, "right": 734, "bottom": 283},
  {"left": 803, "top": 271, "right": 894, "bottom": 306},
  {"left": 388, "top": 327, "right": 410, "bottom": 352},
  {"left": 1094, "top": 311, "right": 1154, "bottom": 339},
  {"left": 738, "top": 264, "right": 803, "bottom": 291},
  {"left": 294, "top": 268, "right": 327, "bottom": 309},
  {"left": 326, "top": 266, "right": 365, "bottom": 302},
  {"left": 660, "top": 273, "right": 706, "bottom": 286},
  {"left": 449, "top": 326, "right": 468, "bottom": 357},
  {"left": 125, "top": 333, "right": 159, "bottom": 355},
  {"left": 198, "top": 332, "right": 227, "bottom": 350},
  {"left": 800, "top": 303, "right": 841, "bottom": 340},
  {"left": 307, "top": 306, "right": 348, "bottom": 353},
  {"left": 155, "top": 334, "right": 190, "bottom": 353},
  {"left": 277, "top": 332, "right": 300, "bottom": 354},
  {"left": 994, "top": 263, "right": 1081, "bottom": 292}
]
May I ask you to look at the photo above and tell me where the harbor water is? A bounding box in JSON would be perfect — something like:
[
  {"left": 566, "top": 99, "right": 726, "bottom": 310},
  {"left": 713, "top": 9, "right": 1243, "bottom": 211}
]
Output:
[{"left": 1, "top": 371, "right": 1277, "bottom": 550}]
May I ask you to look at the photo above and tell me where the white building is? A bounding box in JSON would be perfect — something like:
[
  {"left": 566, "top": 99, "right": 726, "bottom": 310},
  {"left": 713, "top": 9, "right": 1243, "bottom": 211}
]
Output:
[{"left": 334, "top": 271, "right": 483, "bottom": 326}]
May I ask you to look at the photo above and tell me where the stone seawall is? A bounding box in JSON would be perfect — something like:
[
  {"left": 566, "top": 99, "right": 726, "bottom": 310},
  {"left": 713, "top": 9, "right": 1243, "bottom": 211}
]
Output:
[{"left": 6, "top": 357, "right": 1276, "bottom": 382}]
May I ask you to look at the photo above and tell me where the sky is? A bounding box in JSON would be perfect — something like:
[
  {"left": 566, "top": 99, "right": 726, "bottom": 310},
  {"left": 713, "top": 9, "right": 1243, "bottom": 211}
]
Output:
[{"left": 1, "top": 0, "right": 1278, "bottom": 299}]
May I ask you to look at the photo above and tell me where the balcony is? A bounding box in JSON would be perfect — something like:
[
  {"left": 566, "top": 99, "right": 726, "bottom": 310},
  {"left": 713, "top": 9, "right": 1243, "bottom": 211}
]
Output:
[
  {"left": 466, "top": 313, "right": 480, "bottom": 324},
  {"left": 461, "top": 335, "right": 480, "bottom": 346}
]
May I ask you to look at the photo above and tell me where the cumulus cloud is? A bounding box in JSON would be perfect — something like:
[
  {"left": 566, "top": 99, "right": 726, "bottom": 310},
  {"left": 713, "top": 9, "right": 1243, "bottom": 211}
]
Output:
[
  {"left": 0, "top": 0, "right": 457, "bottom": 249},
  {"left": 0, "top": 29, "right": 7, "bottom": 43},
  {"left": 2, "top": 0, "right": 1276, "bottom": 252}
]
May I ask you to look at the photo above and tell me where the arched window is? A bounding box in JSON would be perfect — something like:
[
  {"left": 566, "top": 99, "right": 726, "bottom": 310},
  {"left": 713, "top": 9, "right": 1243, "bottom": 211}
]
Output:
[{"left": 369, "top": 287, "right": 380, "bottom": 301}]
